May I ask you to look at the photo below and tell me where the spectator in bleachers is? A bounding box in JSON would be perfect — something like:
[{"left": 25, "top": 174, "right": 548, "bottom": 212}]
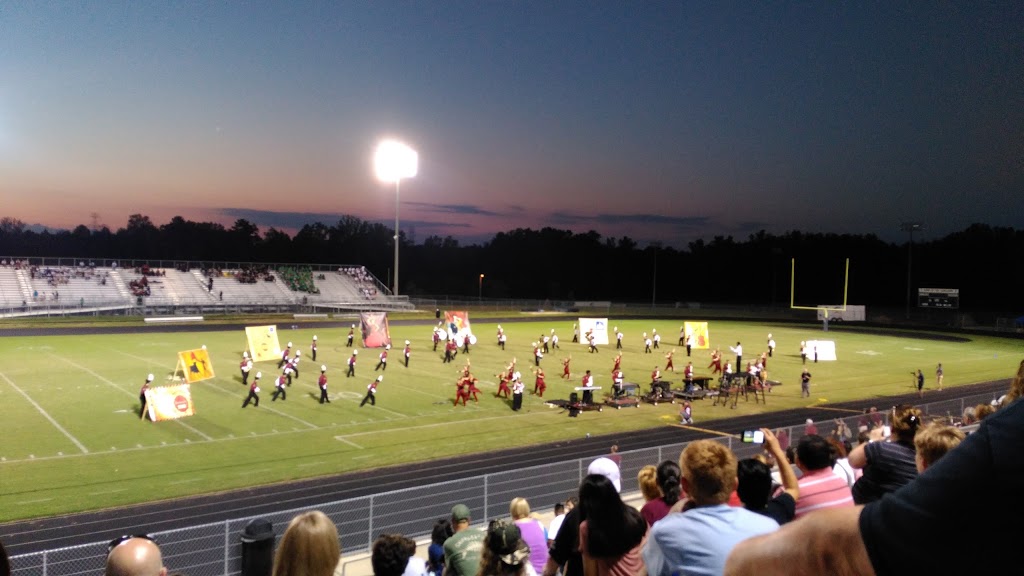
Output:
[
  {"left": 793, "top": 434, "right": 853, "bottom": 518},
  {"left": 443, "top": 504, "right": 485, "bottom": 576},
  {"left": 371, "top": 533, "right": 427, "bottom": 576},
  {"left": 637, "top": 464, "right": 662, "bottom": 506},
  {"left": 509, "top": 498, "right": 548, "bottom": 574},
  {"left": 271, "top": 510, "right": 342, "bottom": 576},
  {"left": 105, "top": 535, "right": 167, "bottom": 576},
  {"left": 643, "top": 440, "right": 778, "bottom": 576},
  {"left": 427, "top": 518, "right": 452, "bottom": 576},
  {"left": 578, "top": 472, "right": 648, "bottom": 574},
  {"left": 913, "top": 421, "right": 966, "bottom": 472},
  {"left": 545, "top": 496, "right": 575, "bottom": 550},
  {"left": 826, "top": 436, "right": 857, "bottom": 487},
  {"left": 737, "top": 428, "right": 799, "bottom": 525},
  {"left": 640, "top": 460, "right": 681, "bottom": 526},
  {"left": 848, "top": 404, "right": 922, "bottom": 504},
  {"left": 543, "top": 458, "right": 620, "bottom": 576},
  {"left": 477, "top": 519, "right": 534, "bottom": 576}
]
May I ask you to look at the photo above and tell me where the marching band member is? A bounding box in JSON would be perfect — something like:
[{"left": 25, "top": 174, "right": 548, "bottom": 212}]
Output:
[
  {"left": 360, "top": 375, "right": 382, "bottom": 407},
  {"left": 533, "top": 367, "right": 546, "bottom": 397},
  {"left": 318, "top": 365, "right": 330, "bottom": 404},
  {"left": 242, "top": 372, "right": 261, "bottom": 408},
  {"left": 239, "top": 352, "right": 253, "bottom": 385},
  {"left": 346, "top": 350, "right": 358, "bottom": 377}
]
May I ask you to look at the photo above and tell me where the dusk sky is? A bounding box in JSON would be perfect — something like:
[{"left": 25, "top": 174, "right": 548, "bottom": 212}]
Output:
[{"left": 2, "top": 1, "right": 1021, "bottom": 249}]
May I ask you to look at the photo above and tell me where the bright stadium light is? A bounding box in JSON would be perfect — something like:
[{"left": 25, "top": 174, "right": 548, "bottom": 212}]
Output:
[{"left": 374, "top": 139, "right": 418, "bottom": 297}]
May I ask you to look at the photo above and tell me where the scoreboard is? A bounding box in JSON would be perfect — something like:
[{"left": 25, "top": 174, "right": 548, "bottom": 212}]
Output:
[{"left": 918, "top": 288, "right": 959, "bottom": 309}]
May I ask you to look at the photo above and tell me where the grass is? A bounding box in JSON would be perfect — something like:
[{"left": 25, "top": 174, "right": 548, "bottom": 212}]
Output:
[{"left": 0, "top": 316, "right": 1019, "bottom": 523}]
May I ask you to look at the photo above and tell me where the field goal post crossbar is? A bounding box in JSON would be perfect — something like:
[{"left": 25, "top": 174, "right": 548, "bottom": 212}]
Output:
[{"left": 790, "top": 258, "right": 850, "bottom": 330}]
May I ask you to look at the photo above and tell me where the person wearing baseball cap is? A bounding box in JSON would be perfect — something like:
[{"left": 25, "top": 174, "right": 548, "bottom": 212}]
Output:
[
  {"left": 443, "top": 504, "right": 484, "bottom": 576},
  {"left": 543, "top": 456, "right": 623, "bottom": 576}
]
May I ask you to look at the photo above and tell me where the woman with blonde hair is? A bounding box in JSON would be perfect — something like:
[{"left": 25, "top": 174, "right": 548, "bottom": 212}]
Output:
[
  {"left": 509, "top": 497, "right": 547, "bottom": 574},
  {"left": 272, "top": 510, "right": 342, "bottom": 576}
]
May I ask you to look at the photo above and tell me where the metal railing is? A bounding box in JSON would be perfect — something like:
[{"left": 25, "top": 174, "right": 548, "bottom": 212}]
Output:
[{"left": 9, "top": 391, "right": 999, "bottom": 576}]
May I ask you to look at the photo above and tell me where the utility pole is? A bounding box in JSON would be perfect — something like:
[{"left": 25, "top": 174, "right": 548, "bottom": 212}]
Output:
[{"left": 900, "top": 222, "right": 923, "bottom": 320}]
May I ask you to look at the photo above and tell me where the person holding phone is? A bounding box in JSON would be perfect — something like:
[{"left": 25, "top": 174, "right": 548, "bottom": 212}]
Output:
[{"left": 737, "top": 428, "right": 800, "bottom": 525}]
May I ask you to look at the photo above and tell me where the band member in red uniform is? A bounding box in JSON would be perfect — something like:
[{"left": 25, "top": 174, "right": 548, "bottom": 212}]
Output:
[
  {"left": 278, "top": 342, "right": 292, "bottom": 369},
  {"left": 496, "top": 371, "right": 512, "bottom": 399},
  {"left": 467, "top": 375, "right": 482, "bottom": 403},
  {"left": 562, "top": 355, "right": 572, "bottom": 379},
  {"left": 271, "top": 372, "right": 288, "bottom": 401},
  {"left": 760, "top": 351, "right": 768, "bottom": 371},
  {"left": 665, "top": 349, "right": 676, "bottom": 372},
  {"left": 346, "top": 325, "right": 355, "bottom": 347},
  {"left": 242, "top": 372, "right": 261, "bottom": 408},
  {"left": 580, "top": 370, "right": 596, "bottom": 404},
  {"left": 346, "top": 350, "right": 358, "bottom": 377},
  {"left": 360, "top": 375, "right": 382, "bottom": 407},
  {"left": 708, "top": 348, "right": 722, "bottom": 374},
  {"left": 311, "top": 335, "right": 318, "bottom": 362},
  {"left": 139, "top": 373, "right": 154, "bottom": 419},
  {"left": 612, "top": 352, "right": 622, "bottom": 374},
  {"left": 284, "top": 350, "right": 301, "bottom": 384},
  {"left": 432, "top": 327, "right": 441, "bottom": 351},
  {"left": 651, "top": 366, "right": 661, "bottom": 385},
  {"left": 240, "top": 352, "right": 253, "bottom": 385},
  {"left": 612, "top": 368, "right": 624, "bottom": 398},
  {"left": 443, "top": 339, "right": 456, "bottom": 363},
  {"left": 318, "top": 365, "right": 330, "bottom": 404},
  {"left": 375, "top": 345, "right": 390, "bottom": 371},
  {"left": 684, "top": 361, "right": 695, "bottom": 390},
  {"left": 454, "top": 377, "right": 471, "bottom": 406},
  {"left": 403, "top": 340, "right": 411, "bottom": 367},
  {"left": 532, "top": 367, "right": 546, "bottom": 397}
]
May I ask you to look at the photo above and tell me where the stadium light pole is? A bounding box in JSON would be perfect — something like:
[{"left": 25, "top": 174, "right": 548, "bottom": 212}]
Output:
[
  {"left": 479, "top": 273, "right": 484, "bottom": 301},
  {"left": 374, "top": 139, "right": 418, "bottom": 297},
  {"left": 900, "top": 222, "right": 922, "bottom": 320}
]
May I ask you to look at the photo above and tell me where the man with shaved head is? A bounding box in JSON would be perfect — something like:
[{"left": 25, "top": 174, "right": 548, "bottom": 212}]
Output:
[{"left": 105, "top": 536, "right": 167, "bottom": 576}]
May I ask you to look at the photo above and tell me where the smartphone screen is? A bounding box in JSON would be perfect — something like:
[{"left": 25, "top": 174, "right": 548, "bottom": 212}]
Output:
[{"left": 742, "top": 430, "right": 765, "bottom": 443}]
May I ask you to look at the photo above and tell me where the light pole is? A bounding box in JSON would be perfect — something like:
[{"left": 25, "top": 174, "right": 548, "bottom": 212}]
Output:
[
  {"left": 374, "top": 139, "right": 418, "bottom": 296},
  {"left": 900, "top": 222, "right": 922, "bottom": 320},
  {"left": 478, "top": 274, "right": 484, "bottom": 301}
]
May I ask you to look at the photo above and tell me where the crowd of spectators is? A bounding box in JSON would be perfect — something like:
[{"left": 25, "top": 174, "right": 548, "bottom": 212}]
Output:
[
  {"left": 340, "top": 266, "right": 378, "bottom": 299},
  {"left": 278, "top": 266, "right": 320, "bottom": 294},
  {"left": 233, "top": 265, "right": 275, "bottom": 284}
]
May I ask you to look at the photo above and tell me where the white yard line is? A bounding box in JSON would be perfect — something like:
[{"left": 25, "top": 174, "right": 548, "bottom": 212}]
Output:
[
  {"left": 53, "top": 354, "right": 214, "bottom": 441},
  {"left": 0, "top": 371, "right": 90, "bottom": 454},
  {"left": 333, "top": 436, "right": 364, "bottom": 449}
]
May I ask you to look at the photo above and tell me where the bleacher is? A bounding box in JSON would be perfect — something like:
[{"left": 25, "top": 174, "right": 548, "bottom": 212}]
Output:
[{"left": 0, "top": 258, "right": 414, "bottom": 316}]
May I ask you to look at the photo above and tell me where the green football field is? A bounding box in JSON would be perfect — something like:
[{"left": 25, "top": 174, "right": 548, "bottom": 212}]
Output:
[{"left": 0, "top": 316, "right": 1018, "bottom": 522}]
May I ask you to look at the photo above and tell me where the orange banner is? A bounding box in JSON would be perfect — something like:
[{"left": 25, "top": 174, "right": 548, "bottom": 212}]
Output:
[
  {"left": 178, "top": 348, "right": 215, "bottom": 383},
  {"left": 145, "top": 384, "right": 196, "bottom": 421},
  {"left": 684, "top": 321, "right": 710, "bottom": 350}
]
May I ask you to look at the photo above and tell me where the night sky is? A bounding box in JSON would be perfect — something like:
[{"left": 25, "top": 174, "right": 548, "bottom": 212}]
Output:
[{"left": 2, "top": 1, "right": 1021, "bottom": 249}]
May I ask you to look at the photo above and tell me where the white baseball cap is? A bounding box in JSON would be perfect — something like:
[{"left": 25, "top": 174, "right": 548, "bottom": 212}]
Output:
[
  {"left": 588, "top": 457, "right": 621, "bottom": 492},
  {"left": 321, "top": 365, "right": 327, "bottom": 372},
  {"left": 147, "top": 374, "right": 154, "bottom": 382}
]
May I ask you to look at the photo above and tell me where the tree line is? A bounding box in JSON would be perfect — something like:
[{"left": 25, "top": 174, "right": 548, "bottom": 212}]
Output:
[{"left": 0, "top": 215, "right": 1021, "bottom": 313}]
